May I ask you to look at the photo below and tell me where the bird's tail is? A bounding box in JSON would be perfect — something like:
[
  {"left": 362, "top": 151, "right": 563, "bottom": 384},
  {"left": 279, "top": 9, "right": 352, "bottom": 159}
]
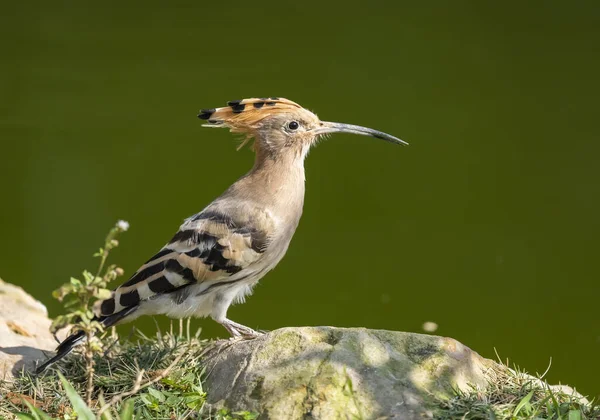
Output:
[
  {"left": 35, "top": 330, "right": 86, "bottom": 374},
  {"left": 35, "top": 306, "right": 138, "bottom": 374}
]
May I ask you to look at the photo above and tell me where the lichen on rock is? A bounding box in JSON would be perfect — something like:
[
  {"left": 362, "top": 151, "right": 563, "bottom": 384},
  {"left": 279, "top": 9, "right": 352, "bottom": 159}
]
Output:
[{"left": 202, "top": 327, "right": 498, "bottom": 419}]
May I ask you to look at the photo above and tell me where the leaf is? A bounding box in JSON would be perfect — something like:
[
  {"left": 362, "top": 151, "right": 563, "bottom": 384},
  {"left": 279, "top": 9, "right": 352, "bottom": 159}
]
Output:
[
  {"left": 57, "top": 372, "right": 96, "bottom": 420},
  {"left": 184, "top": 393, "right": 205, "bottom": 410},
  {"left": 147, "top": 387, "right": 166, "bottom": 402},
  {"left": 53, "top": 284, "right": 73, "bottom": 301},
  {"left": 139, "top": 393, "right": 152, "bottom": 405},
  {"left": 82, "top": 271, "right": 94, "bottom": 285},
  {"left": 119, "top": 398, "right": 135, "bottom": 420},
  {"left": 513, "top": 390, "right": 534, "bottom": 416},
  {"left": 96, "top": 288, "right": 113, "bottom": 300},
  {"left": 568, "top": 409, "right": 582, "bottom": 420},
  {"left": 160, "top": 377, "right": 176, "bottom": 387}
]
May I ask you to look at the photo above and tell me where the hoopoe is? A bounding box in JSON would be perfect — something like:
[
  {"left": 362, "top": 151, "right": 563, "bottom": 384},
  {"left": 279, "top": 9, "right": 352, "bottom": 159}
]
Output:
[{"left": 36, "top": 97, "right": 406, "bottom": 373}]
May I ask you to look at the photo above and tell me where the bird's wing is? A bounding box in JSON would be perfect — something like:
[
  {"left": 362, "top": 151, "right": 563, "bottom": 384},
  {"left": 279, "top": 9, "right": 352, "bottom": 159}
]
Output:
[{"left": 96, "top": 209, "right": 272, "bottom": 317}]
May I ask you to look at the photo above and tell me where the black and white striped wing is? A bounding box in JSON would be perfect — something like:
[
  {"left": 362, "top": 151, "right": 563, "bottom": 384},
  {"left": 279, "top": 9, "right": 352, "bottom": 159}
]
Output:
[{"left": 97, "top": 211, "right": 270, "bottom": 317}]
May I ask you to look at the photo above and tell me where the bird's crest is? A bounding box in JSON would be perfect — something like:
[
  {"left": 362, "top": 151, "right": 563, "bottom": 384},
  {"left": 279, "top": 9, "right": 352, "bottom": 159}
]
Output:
[
  {"left": 198, "top": 97, "right": 301, "bottom": 125},
  {"left": 198, "top": 97, "right": 302, "bottom": 150}
]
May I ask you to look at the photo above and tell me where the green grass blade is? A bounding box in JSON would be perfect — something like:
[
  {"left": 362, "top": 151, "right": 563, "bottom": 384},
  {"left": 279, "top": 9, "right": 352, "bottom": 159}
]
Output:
[
  {"left": 57, "top": 372, "right": 95, "bottom": 420},
  {"left": 20, "top": 399, "right": 53, "bottom": 420},
  {"left": 119, "top": 398, "right": 135, "bottom": 420},
  {"left": 513, "top": 390, "right": 534, "bottom": 417},
  {"left": 549, "top": 389, "right": 563, "bottom": 420},
  {"left": 568, "top": 409, "right": 582, "bottom": 420},
  {"left": 15, "top": 413, "right": 37, "bottom": 420},
  {"left": 98, "top": 394, "right": 114, "bottom": 420}
]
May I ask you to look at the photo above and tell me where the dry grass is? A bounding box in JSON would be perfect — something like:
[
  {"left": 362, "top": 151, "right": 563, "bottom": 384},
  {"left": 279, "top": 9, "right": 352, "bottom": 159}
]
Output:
[
  {"left": 0, "top": 323, "right": 256, "bottom": 419},
  {"left": 436, "top": 356, "right": 599, "bottom": 420}
]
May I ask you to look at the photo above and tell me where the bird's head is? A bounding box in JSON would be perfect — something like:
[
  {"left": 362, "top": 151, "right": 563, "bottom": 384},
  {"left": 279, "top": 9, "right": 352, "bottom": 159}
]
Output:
[{"left": 198, "top": 97, "right": 406, "bottom": 158}]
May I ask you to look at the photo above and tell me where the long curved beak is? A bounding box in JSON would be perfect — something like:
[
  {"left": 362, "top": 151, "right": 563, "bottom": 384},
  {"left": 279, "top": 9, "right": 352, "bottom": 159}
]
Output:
[{"left": 312, "top": 121, "right": 408, "bottom": 146}]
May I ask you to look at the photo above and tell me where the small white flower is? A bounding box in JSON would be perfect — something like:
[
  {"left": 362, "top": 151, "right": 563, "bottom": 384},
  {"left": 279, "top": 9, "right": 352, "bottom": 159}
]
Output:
[{"left": 117, "top": 220, "right": 130, "bottom": 231}]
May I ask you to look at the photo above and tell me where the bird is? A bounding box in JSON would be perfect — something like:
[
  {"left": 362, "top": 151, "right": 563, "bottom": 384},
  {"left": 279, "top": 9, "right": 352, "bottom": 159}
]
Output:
[{"left": 36, "top": 97, "right": 407, "bottom": 373}]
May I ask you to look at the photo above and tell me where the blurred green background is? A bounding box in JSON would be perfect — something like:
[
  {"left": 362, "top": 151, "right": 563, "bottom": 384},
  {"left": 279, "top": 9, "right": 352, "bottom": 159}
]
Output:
[{"left": 1, "top": 1, "right": 598, "bottom": 396}]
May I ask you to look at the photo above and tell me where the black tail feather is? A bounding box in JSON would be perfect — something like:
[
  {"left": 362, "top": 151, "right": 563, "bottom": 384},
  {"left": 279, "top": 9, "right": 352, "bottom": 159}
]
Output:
[
  {"left": 35, "top": 306, "right": 138, "bottom": 374},
  {"left": 35, "top": 330, "right": 85, "bottom": 374}
]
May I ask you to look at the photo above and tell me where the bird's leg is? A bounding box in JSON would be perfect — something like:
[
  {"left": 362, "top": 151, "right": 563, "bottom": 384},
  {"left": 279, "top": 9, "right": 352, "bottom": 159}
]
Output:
[{"left": 219, "top": 318, "right": 262, "bottom": 339}]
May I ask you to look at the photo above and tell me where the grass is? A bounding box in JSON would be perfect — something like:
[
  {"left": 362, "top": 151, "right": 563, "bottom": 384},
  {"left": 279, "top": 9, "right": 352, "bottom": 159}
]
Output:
[
  {"left": 436, "top": 357, "right": 599, "bottom": 420},
  {"left": 3, "top": 333, "right": 594, "bottom": 420},
  {"left": 0, "top": 222, "right": 256, "bottom": 419},
  {"left": 0, "top": 223, "right": 595, "bottom": 419},
  {"left": 0, "top": 322, "right": 256, "bottom": 419},
  {"left": 0, "top": 328, "right": 597, "bottom": 419}
]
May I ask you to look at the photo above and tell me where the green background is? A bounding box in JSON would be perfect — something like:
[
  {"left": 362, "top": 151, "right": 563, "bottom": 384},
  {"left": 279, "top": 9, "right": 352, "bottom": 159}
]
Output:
[{"left": 1, "top": 1, "right": 598, "bottom": 397}]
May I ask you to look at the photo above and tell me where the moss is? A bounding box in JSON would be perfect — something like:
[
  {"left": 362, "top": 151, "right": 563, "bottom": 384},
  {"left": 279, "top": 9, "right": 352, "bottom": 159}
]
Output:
[
  {"left": 248, "top": 376, "right": 264, "bottom": 401},
  {"left": 357, "top": 331, "right": 390, "bottom": 367},
  {"left": 4, "top": 326, "right": 595, "bottom": 420}
]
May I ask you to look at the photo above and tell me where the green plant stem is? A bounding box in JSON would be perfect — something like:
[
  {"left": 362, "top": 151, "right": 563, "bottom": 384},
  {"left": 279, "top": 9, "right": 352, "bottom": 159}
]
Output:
[
  {"left": 85, "top": 330, "right": 95, "bottom": 407},
  {"left": 94, "top": 248, "right": 109, "bottom": 282}
]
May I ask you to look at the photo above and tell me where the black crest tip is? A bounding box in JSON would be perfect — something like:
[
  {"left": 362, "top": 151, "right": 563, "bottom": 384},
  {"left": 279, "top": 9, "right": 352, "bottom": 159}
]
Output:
[
  {"left": 198, "top": 108, "right": 215, "bottom": 120},
  {"left": 231, "top": 103, "right": 246, "bottom": 113}
]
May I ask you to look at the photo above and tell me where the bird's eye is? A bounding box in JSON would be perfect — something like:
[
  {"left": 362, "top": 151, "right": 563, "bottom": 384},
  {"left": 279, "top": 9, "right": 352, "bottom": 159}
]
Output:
[{"left": 287, "top": 121, "right": 299, "bottom": 131}]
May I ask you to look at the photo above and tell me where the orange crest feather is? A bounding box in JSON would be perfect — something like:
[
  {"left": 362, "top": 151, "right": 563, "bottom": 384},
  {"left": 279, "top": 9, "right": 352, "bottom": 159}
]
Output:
[
  {"left": 198, "top": 97, "right": 300, "bottom": 128},
  {"left": 198, "top": 97, "right": 302, "bottom": 150}
]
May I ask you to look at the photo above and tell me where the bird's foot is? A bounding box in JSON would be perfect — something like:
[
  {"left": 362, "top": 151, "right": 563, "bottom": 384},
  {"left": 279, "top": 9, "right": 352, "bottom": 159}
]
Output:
[{"left": 220, "top": 318, "right": 263, "bottom": 339}]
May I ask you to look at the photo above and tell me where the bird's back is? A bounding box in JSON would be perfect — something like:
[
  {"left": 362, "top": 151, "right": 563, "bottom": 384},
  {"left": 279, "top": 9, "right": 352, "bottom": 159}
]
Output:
[{"left": 96, "top": 161, "right": 306, "bottom": 323}]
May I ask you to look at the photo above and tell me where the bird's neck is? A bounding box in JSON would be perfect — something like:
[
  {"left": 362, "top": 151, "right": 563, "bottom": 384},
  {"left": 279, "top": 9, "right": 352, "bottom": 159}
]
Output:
[{"left": 233, "top": 147, "right": 307, "bottom": 221}]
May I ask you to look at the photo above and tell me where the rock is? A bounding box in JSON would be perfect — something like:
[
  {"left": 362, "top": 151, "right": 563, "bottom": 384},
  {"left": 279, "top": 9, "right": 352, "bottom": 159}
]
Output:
[
  {"left": 0, "top": 280, "right": 589, "bottom": 416},
  {"left": 202, "top": 327, "right": 499, "bottom": 419},
  {"left": 0, "top": 278, "right": 59, "bottom": 379}
]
